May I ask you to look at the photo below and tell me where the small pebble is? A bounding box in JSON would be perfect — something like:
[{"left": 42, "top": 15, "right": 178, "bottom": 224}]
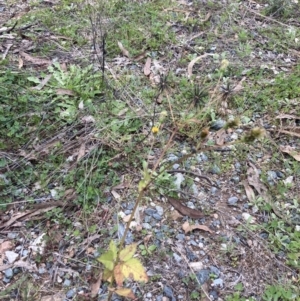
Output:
[
  {"left": 145, "top": 208, "right": 157, "bottom": 216},
  {"left": 209, "top": 290, "right": 218, "bottom": 300},
  {"left": 173, "top": 252, "right": 182, "bottom": 263},
  {"left": 211, "top": 119, "right": 225, "bottom": 130},
  {"left": 211, "top": 165, "right": 221, "bottom": 174},
  {"left": 196, "top": 269, "right": 210, "bottom": 284},
  {"left": 235, "top": 162, "right": 241, "bottom": 170},
  {"left": 211, "top": 186, "right": 218, "bottom": 194},
  {"left": 3, "top": 277, "right": 11, "bottom": 284},
  {"left": 176, "top": 234, "right": 185, "bottom": 241},
  {"left": 187, "top": 201, "right": 195, "bottom": 209},
  {"left": 227, "top": 196, "right": 239, "bottom": 206},
  {"left": 168, "top": 154, "right": 178, "bottom": 162},
  {"left": 142, "top": 223, "right": 152, "bottom": 230},
  {"left": 144, "top": 215, "right": 151, "bottom": 223},
  {"left": 4, "top": 268, "right": 13, "bottom": 279},
  {"left": 155, "top": 206, "right": 164, "bottom": 215},
  {"left": 210, "top": 266, "right": 220, "bottom": 277},
  {"left": 66, "top": 289, "right": 76, "bottom": 299},
  {"left": 163, "top": 286, "right": 176, "bottom": 301},
  {"left": 63, "top": 279, "right": 72, "bottom": 287},
  {"left": 7, "top": 233, "right": 18, "bottom": 239},
  {"left": 173, "top": 163, "right": 180, "bottom": 169},
  {"left": 152, "top": 213, "right": 163, "bottom": 221},
  {"left": 212, "top": 278, "right": 223, "bottom": 288}
]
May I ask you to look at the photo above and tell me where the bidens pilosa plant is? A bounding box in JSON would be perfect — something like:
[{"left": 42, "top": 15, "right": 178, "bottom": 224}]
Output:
[{"left": 98, "top": 240, "right": 148, "bottom": 299}]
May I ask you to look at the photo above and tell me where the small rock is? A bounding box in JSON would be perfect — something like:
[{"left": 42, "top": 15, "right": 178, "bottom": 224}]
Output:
[
  {"left": 145, "top": 208, "right": 157, "bottom": 216},
  {"left": 173, "top": 163, "right": 180, "bottom": 170},
  {"left": 275, "top": 171, "right": 284, "bottom": 178},
  {"left": 186, "top": 248, "right": 197, "bottom": 261},
  {"left": 7, "top": 232, "right": 18, "bottom": 239},
  {"left": 235, "top": 162, "right": 241, "bottom": 170},
  {"left": 267, "top": 170, "right": 277, "bottom": 182},
  {"left": 146, "top": 293, "right": 152, "bottom": 298},
  {"left": 209, "top": 290, "right": 218, "bottom": 300},
  {"left": 142, "top": 223, "right": 152, "bottom": 230},
  {"left": 155, "top": 205, "right": 164, "bottom": 215},
  {"left": 2, "top": 277, "right": 11, "bottom": 284},
  {"left": 63, "top": 279, "right": 72, "bottom": 287},
  {"left": 231, "top": 133, "right": 238, "bottom": 140},
  {"left": 242, "top": 213, "right": 256, "bottom": 223},
  {"left": 168, "top": 154, "right": 178, "bottom": 162},
  {"left": 152, "top": 213, "right": 163, "bottom": 221},
  {"left": 176, "top": 234, "right": 185, "bottom": 241},
  {"left": 173, "top": 253, "right": 182, "bottom": 263},
  {"left": 66, "top": 289, "right": 76, "bottom": 299},
  {"left": 118, "top": 223, "right": 133, "bottom": 244},
  {"left": 4, "top": 268, "right": 13, "bottom": 279},
  {"left": 187, "top": 201, "right": 195, "bottom": 209},
  {"left": 196, "top": 153, "right": 208, "bottom": 162},
  {"left": 5, "top": 251, "right": 19, "bottom": 263},
  {"left": 196, "top": 269, "right": 210, "bottom": 284},
  {"left": 212, "top": 278, "right": 223, "bottom": 288},
  {"left": 210, "top": 187, "right": 218, "bottom": 194},
  {"left": 174, "top": 173, "right": 185, "bottom": 189},
  {"left": 211, "top": 119, "right": 225, "bottom": 130},
  {"left": 144, "top": 215, "right": 151, "bottom": 223},
  {"left": 227, "top": 196, "right": 239, "bottom": 206},
  {"left": 231, "top": 176, "right": 240, "bottom": 183},
  {"left": 210, "top": 266, "right": 220, "bottom": 277},
  {"left": 211, "top": 165, "right": 221, "bottom": 174},
  {"left": 163, "top": 286, "right": 176, "bottom": 301},
  {"left": 38, "top": 267, "right": 47, "bottom": 274},
  {"left": 127, "top": 202, "right": 134, "bottom": 210}
]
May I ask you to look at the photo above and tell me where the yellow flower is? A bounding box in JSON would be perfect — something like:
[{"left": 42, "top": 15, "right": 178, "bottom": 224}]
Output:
[{"left": 151, "top": 126, "right": 159, "bottom": 134}]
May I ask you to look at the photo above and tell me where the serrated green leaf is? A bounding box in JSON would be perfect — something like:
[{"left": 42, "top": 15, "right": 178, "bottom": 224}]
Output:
[
  {"left": 103, "top": 268, "right": 113, "bottom": 282},
  {"left": 97, "top": 251, "right": 115, "bottom": 271},
  {"left": 119, "top": 243, "right": 137, "bottom": 262},
  {"left": 121, "top": 258, "right": 148, "bottom": 283},
  {"left": 109, "top": 240, "right": 118, "bottom": 261}
]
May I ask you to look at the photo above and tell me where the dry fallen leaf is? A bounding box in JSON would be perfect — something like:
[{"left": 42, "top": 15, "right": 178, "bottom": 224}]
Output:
[
  {"left": 275, "top": 114, "right": 299, "bottom": 120},
  {"left": 144, "top": 57, "right": 152, "bottom": 76},
  {"left": 168, "top": 197, "right": 204, "bottom": 219},
  {"left": 41, "top": 293, "right": 65, "bottom": 301},
  {"left": 18, "top": 55, "right": 24, "bottom": 69},
  {"left": 20, "top": 51, "right": 51, "bottom": 66},
  {"left": 242, "top": 180, "right": 256, "bottom": 202},
  {"left": 56, "top": 88, "right": 75, "bottom": 96},
  {"left": 187, "top": 53, "right": 214, "bottom": 77},
  {"left": 170, "top": 210, "right": 184, "bottom": 221},
  {"left": 0, "top": 241, "right": 14, "bottom": 255},
  {"left": 111, "top": 190, "right": 120, "bottom": 200},
  {"left": 77, "top": 143, "right": 86, "bottom": 162},
  {"left": 91, "top": 273, "right": 102, "bottom": 298},
  {"left": 280, "top": 145, "right": 300, "bottom": 161},
  {"left": 215, "top": 129, "right": 226, "bottom": 146},
  {"left": 182, "top": 221, "right": 213, "bottom": 234},
  {"left": 117, "top": 41, "right": 130, "bottom": 57}
]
